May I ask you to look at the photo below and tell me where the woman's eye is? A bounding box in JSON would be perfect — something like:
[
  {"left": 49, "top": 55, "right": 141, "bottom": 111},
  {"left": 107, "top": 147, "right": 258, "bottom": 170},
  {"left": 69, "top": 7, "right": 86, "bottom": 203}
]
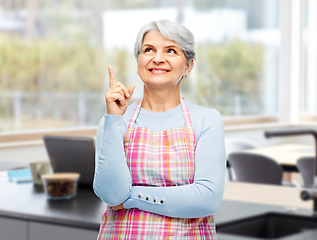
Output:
[
  {"left": 145, "top": 48, "right": 153, "bottom": 53},
  {"left": 167, "top": 49, "right": 176, "bottom": 54}
]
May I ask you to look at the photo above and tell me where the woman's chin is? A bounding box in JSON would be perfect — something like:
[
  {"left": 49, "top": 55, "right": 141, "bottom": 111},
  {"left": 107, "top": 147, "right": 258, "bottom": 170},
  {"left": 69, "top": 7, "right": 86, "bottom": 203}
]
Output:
[{"left": 142, "top": 76, "right": 182, "bottom": 87}]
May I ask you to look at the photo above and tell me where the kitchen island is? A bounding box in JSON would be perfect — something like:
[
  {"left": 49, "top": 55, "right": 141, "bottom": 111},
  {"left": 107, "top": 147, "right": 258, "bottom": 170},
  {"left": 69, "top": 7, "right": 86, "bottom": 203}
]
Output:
[{"left": 0, "top": 173, "right": 316, "bottom": 240}]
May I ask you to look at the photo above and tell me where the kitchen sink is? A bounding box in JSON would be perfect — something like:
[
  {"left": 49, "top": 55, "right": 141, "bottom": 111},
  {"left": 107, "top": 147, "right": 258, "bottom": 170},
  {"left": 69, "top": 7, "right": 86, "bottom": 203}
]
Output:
[{"left": 216, "top": 212, "right": 317, "bottom": 239}]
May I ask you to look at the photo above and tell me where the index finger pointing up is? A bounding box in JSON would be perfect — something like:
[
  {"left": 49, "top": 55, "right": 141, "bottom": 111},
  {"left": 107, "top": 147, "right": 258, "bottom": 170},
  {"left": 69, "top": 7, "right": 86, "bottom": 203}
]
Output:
[{"left": 108, "top": 65, "right": 116, "bottom": 87}]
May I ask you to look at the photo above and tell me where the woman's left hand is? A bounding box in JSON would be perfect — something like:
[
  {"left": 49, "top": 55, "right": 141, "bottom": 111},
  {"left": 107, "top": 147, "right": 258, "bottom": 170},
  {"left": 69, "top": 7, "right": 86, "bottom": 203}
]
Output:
[{"left": 112, "top": 203, "right": 125, "bottom": 211}]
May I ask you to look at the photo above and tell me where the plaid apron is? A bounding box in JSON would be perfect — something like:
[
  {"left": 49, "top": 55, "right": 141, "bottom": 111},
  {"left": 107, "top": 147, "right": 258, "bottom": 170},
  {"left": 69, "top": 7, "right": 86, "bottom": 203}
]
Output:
[{"left": 98, "top": 98, "right": 216, "bottom": 239}]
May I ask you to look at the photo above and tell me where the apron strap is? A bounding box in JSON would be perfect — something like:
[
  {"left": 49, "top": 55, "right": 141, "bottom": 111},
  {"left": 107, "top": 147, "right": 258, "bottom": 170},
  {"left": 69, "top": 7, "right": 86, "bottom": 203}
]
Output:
[
  {"left": 179, "top": 97, "right": 194, "bottom": 130},
  {"left": 127, "top": 99, "right": 143, "bottom": 130}
]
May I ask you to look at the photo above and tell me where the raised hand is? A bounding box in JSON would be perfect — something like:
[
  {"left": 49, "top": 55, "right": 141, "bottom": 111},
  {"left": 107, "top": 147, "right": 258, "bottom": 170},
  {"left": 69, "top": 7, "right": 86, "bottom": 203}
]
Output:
[{"left": 105, "top": 66, "right": 135, "bottom": 115}]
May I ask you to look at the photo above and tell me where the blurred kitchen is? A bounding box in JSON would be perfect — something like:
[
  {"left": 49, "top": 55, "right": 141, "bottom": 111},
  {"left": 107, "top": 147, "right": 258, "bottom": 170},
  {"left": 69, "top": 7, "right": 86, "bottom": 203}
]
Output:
[{"left": 1, "top": 0, "right": 317, "bottom": 239}]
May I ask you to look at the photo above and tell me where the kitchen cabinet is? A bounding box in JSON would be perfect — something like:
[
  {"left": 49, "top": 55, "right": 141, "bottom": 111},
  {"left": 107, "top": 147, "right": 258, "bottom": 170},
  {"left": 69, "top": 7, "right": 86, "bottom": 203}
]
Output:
[
  {"left": 0, "top": 217, "right": 28, "bottom": 240},
  {"left": 29, "top": 222, "right": 98, "bottom": 240},
  {"left": 0, "top": 217, "right": 98, "bottom": 240}
]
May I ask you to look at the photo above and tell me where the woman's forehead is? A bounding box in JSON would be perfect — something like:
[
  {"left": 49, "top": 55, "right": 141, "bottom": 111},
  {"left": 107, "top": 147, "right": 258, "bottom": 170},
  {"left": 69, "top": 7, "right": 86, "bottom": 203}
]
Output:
[{"left": 142, "top": 31, "right": 178, "bottom": 47}]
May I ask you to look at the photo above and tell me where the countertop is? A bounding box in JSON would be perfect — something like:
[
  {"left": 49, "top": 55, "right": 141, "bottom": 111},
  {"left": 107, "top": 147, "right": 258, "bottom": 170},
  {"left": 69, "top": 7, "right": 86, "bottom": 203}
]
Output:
[
  {"left": 0, "top": 172, "right": 105, "bottom": 230},
  {"left": 245, "top": 144, "right": 315, "bottom": 167},
  {"left": 1, "top": 172, "right": 317, "bottom": 239},
  {"left": 223, "top": 182, "right": 312, "bottom": 209}
]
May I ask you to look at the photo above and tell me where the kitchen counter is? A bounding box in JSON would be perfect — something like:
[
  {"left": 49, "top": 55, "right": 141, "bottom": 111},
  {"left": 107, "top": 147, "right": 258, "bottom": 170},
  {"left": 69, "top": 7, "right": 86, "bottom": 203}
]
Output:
[
  {"left": 1, "top": 173, "right": 317, "bottom": 240},
  {"left": 0, "top": 172, "right": 105, "bottom": 240},
  {"left": 0, "top": 179, "right": 105, "bottom": 230}
]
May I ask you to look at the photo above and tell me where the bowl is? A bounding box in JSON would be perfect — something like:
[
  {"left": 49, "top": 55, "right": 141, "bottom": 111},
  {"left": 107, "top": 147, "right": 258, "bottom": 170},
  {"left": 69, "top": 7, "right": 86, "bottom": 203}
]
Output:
[{"left": 42, "top": 173, "right": 80, "bottom": 200}]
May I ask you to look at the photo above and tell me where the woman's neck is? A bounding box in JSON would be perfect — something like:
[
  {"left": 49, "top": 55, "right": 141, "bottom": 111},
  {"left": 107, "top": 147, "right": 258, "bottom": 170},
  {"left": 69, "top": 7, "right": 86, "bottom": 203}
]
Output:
[{"left": 141, "top": 86, "right": 181, "bottom": 113}]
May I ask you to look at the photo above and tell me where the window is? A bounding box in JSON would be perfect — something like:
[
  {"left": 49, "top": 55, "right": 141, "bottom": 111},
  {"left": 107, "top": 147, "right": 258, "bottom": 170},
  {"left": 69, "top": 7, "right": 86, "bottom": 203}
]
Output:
[
  {"left": 183, "top": 0, "right": 280, "bottom": 117},
  {"left": 0, "top": 0, "right": 282, "bottom": 134},
  {"left": 1, "top": 0, "right": 108, "bottom": 132},
  {"left": 301, "top": 0, "right": 317, "bottom": 121}
]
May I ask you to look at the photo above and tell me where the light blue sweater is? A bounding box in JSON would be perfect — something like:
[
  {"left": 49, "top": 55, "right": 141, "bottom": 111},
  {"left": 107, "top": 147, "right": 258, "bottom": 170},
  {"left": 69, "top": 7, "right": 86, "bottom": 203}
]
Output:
[{"left": 93, "top": 99, "right": 226, "bottom": 219}]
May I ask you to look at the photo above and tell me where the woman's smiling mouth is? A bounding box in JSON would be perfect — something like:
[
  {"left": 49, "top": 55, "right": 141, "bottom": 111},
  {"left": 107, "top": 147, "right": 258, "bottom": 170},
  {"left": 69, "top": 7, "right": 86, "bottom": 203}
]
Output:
[{"left": 149, "top": 68, "right": 170, "bottom": 74}]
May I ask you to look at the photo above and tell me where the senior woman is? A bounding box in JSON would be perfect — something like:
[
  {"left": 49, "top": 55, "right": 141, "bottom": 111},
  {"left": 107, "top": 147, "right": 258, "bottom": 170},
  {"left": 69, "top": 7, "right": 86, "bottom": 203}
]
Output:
[{"left": 93, "top": 19, "right": 226, "bottom": 239}]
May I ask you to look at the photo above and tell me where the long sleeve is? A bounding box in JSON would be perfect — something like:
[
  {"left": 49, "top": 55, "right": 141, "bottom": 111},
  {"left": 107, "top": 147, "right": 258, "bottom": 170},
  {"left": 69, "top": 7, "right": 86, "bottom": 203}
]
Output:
[
  {"left": 122, "top": 109, "right": 226, "bottom": 218},
  {"left": 93, "top": 115, "right": 132, "bottom": 206}
]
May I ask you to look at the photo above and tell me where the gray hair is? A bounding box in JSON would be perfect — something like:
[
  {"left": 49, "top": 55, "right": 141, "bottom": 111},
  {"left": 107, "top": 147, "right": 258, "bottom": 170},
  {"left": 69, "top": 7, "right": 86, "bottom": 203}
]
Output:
[{"left": 134, "top": 19, "right": 196, "bottom": 62}]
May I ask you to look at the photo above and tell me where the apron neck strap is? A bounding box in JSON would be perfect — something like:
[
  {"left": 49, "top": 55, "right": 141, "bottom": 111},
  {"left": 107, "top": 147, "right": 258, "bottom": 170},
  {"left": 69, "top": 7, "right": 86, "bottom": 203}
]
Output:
[{"left": 180, "top": 97, "right": 194, "bottom": 129}]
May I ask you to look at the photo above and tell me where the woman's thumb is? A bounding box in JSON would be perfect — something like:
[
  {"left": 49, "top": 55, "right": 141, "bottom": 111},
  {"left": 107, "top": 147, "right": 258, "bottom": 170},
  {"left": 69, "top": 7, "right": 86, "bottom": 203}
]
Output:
[{"left": 127, "top": 84, "right": 135, "bottom": 99}]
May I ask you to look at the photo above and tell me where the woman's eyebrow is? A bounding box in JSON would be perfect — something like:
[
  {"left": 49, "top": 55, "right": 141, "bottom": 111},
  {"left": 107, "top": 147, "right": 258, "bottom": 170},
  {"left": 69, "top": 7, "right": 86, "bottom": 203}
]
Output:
[
  {"left": 165, "top": 44, "right": 179, "bottom": 49},
  {"left": 142, "top": 44, "right": 179, "bottom": 49},
  {"left": 142, "top": 44, "right": 154, "bottom": 48}
]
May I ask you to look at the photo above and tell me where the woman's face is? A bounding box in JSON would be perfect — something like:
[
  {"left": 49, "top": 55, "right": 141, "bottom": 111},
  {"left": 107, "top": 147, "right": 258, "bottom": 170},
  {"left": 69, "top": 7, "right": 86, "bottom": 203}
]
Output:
[{"left": 137, "top": 31, "right": 192, "bottom": 90}]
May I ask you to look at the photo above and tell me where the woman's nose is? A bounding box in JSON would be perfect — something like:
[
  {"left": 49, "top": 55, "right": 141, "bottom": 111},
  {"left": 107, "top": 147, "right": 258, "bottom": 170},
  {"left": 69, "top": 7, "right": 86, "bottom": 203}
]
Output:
[{"left": 152, "top": 52, "right": 165, "bottom": 64}]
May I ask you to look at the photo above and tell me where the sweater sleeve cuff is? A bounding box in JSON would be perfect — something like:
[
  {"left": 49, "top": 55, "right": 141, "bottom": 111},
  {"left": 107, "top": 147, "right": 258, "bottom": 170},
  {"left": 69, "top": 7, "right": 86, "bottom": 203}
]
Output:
[{"left": 123, "top": 186, "right": 166, "bottom": 209}]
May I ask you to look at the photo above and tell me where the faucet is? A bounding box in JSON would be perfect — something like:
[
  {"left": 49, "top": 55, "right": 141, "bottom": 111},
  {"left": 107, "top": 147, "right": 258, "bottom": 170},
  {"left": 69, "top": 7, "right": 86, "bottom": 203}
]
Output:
[{"left": 264, "top": 129, "right": 317, "bottom": 212}]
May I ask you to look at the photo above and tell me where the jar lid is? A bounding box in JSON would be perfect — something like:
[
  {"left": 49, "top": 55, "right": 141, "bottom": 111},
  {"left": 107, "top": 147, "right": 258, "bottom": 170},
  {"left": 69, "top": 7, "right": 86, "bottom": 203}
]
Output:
[{"left": 42, "top": 173, "right": 80, "bottom": 181}]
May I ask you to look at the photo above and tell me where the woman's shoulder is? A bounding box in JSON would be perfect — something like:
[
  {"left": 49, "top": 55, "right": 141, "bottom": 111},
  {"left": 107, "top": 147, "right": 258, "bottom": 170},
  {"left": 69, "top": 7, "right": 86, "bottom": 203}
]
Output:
[
  {"left": 184, "top": 99, "right": 224, "bottom": 142},
  {"left": 185, "top": 98, "right": 223, "bottom": 137},
  {"left": 184, "top": 98, "right": 222, "bottom": 121}
]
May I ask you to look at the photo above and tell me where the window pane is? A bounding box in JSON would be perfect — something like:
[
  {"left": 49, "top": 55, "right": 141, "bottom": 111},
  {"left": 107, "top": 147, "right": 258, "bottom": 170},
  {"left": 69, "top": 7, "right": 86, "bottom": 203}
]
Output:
[
  {"left": 182, "top": 0, "right": 280, "bottom": 117},
  {"left": 0, "top": 0, "right": 280, "bottom": 132},
  {"left": 0, "top": 1, "right": 107, "bottom": 131},
  {"left": 301, "top": 0, "right": 317, "bottom": 115}
]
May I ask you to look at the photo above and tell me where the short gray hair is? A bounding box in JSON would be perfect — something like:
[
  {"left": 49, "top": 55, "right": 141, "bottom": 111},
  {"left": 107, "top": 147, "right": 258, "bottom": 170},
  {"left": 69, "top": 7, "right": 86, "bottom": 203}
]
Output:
[{"left": 134, "top": 19, "right": 196, "bottom": 62}]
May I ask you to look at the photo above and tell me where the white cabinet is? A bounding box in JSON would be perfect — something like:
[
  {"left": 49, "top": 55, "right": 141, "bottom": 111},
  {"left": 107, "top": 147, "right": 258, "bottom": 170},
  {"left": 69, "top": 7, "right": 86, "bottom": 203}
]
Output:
[
  {"left": 29, "top": 222, "right": 98, "bottom": 240},
  {"left": 0, "top": 217, "right": 28, "bottom": 240}
]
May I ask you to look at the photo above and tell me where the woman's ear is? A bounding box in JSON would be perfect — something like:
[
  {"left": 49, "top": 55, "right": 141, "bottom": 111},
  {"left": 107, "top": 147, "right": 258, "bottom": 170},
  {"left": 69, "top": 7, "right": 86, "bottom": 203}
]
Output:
[{"left": 185, "top": 58, "right": 194, "bottom": 76}]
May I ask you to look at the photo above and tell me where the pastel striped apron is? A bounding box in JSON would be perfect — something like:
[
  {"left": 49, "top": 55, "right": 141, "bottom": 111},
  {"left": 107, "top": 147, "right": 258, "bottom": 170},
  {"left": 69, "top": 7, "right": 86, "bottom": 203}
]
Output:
[{"left": 98, "top": 97, "right": 216, "bottom": 239}]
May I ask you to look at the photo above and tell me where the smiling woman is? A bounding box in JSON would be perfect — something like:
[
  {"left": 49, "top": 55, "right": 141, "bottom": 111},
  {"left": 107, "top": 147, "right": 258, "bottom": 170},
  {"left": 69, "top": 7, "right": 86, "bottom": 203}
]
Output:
[{"left": 93, "top": 19, "right": 226, "bottom": 239}]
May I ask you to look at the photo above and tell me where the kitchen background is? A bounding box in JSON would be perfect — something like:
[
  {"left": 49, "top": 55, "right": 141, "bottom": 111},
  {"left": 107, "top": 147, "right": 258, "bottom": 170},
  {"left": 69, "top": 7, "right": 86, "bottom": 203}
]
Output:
[{"left": 1, "top": 1, "right": 317, "bottom": 240}]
